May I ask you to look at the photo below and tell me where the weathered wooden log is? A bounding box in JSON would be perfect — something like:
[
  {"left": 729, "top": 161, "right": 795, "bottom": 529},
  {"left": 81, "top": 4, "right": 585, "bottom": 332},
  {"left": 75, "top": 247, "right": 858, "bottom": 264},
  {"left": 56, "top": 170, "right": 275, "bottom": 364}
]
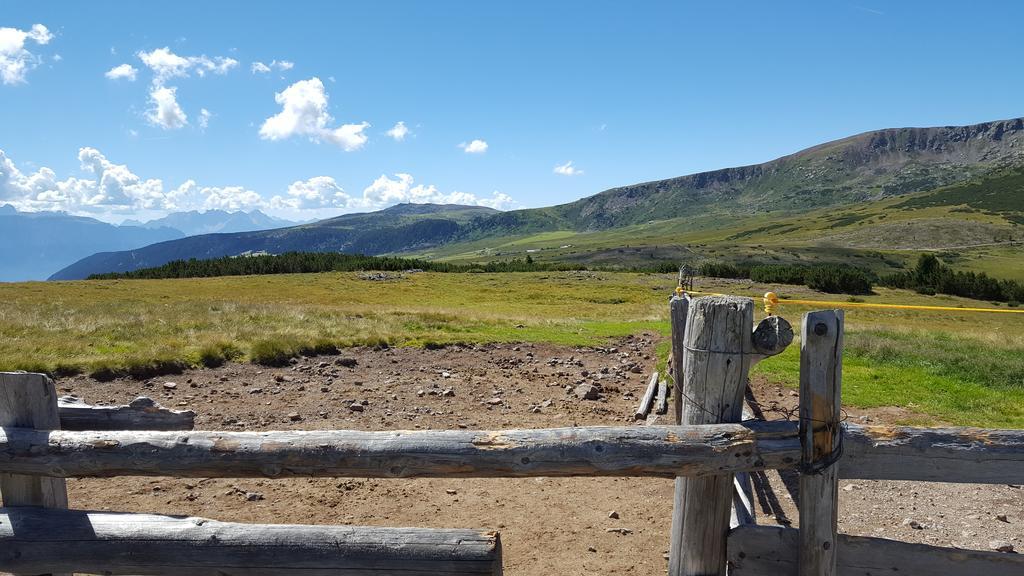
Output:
[
  {"left": 0, "top": 421, "right": 801, "bottom": 479},
  {"left": 669, "top": 294, "right": 689, "bottom": 424},
  {"left": 655, "top": 378, "right": 669, "bottom": 415},
  {"left": 58, "top": 395, "right": 195, "bottom": 431},
  {"left": 0, "top": 507, "right": 502, "bottom": 576},
  {"left": 0, "top": 373, "right": 67, "bottom": 509},
  {"left": 728, "top": 524, "right": 1024, "bottom": 576},
  {"left": 798, "top": 310, "right": 843, "bottom": 576},
  {"left": 635, "top": 372, "right": 659, "bottom": 420},
  {"left": 841, "top": 423, "right": 1024, "bottom": 484},
  {"left": 670, "top": 295, "right": 754, "bottom": 576},
  {"left": 0, "top": 372, "right": 70, "bottom": 576},
  {"left": 751, "top": 314, "right": 795, "bottom": 360}
]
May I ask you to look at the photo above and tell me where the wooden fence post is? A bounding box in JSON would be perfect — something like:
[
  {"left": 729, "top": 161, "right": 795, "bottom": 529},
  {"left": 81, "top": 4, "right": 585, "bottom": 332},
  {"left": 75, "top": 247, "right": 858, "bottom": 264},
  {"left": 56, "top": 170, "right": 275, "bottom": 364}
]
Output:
[
  {"left": 0, "top": 372, "right": 70, "bottom": 576},
  {"left": 798, "top": 311, "right": 843, "bottom": 576},
  {"left": 669, "top": 294, "right": 689, "bottom": 425},
  {"left": 0, "top": 372, "right": 68, "bottom": 509},
  {"left": 669, "top": 295, "right": 753, "bottom": 576}
]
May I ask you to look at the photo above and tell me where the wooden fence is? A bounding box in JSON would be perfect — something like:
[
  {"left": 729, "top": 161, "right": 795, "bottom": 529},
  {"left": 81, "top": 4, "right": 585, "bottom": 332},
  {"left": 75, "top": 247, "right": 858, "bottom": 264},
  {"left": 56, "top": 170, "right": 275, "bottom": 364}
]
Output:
[{"left": 0, "top": 294, "right": 1022, "bottom": 574}]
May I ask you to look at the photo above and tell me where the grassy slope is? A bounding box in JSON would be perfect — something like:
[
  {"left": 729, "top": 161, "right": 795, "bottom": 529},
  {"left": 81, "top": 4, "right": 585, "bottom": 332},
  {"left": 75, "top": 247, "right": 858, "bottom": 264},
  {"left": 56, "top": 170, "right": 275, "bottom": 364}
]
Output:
[
  {"left": 2, "top": 273, "right": 1021, "bottom": 427},
  {"left": 404, "top": 172, "right": 1024, "bottom": 278}
]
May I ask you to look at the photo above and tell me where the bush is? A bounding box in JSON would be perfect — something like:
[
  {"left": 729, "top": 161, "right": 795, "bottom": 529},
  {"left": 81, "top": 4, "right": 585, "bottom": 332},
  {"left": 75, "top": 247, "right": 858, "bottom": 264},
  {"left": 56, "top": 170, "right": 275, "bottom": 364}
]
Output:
[
  {"left": 880, "top": 254, "right": 1024, "bottom": 303},
  {"left": 749, "top": 264, "right": 807, "bottom": 285},
  {"left": 805, "top": 266, "right": 873, "bottom": 295}
]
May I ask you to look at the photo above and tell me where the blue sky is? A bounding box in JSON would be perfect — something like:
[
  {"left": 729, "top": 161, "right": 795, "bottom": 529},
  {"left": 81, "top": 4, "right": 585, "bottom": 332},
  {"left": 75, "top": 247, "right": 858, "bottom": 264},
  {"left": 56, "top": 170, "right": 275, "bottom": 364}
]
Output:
[{"left": 1, "top": 1, "right": 1023, "bottom": 223}]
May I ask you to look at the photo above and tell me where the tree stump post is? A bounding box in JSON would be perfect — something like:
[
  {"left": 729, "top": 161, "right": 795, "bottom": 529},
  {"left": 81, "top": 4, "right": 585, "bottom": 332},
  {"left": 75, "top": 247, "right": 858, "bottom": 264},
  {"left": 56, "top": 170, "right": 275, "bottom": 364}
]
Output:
[
  {"left": 0, "top": 372, "right": 70, "bottom": 576},
  {"left": 668, "top": 295, "right": 754, "bottom": 576}
]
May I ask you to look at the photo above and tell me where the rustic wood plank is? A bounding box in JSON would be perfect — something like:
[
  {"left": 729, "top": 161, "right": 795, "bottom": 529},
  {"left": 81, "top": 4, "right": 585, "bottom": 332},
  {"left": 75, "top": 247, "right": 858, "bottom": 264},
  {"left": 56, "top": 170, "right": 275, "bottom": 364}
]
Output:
[
  {"left": 670, "top": 295, "right": 754, "bottom": 576},
  {"left": 0, "top": 507, "right": 502, "bottom": 576},
  {"left": 798, "top": 310, "right": 843, "bottom": 576},
  {"left": 728, "top": 524, "right": 1024, "bottom": 576},
  {"left": 635, "top": 372, "right": 659, "bottom": 420},
  {"left": 0, "top": 421, "right": 801, "bottom": 479},
  {"left": 669, "top": 294, "right": 689, "bottom": 425},
  {"left": 0, "top": 373, "right": 67, "bottom": 508},
  {"left": 655, "top": 378, "right": 669, "bottom": 415},
  {"left": 841, "top": 423, "right": 1024, "bottom": 484},
  {"left": 58, "top": 395, "right": 195, "bottom": 431},
  {"left": 730, "top": 471, "right": 756, "bottom": 528}
]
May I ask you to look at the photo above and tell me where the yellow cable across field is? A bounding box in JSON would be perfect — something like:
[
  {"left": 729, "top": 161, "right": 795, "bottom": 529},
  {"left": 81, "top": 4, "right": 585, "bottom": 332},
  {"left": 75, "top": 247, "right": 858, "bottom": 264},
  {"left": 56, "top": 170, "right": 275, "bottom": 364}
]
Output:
[{"left": 681, "top": 289, "right": 1024, "bottom": 314}]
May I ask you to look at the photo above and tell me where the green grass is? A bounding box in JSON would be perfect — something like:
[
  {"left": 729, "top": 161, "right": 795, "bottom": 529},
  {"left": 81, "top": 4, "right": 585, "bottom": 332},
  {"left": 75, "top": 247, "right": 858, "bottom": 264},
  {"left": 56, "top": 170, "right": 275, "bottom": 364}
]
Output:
[{"left": 2, "top": 272, "right": 1022, "bottom": 427}]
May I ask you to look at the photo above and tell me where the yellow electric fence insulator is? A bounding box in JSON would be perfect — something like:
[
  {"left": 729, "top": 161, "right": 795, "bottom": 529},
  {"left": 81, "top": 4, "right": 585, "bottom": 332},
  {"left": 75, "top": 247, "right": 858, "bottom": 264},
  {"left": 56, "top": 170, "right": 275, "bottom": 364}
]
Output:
[
  {"left": 763, "top": 291, "right": 779, "bottom": 316},
  {"left": 674, "top": 286, "right": 685, "bottom": 297}
]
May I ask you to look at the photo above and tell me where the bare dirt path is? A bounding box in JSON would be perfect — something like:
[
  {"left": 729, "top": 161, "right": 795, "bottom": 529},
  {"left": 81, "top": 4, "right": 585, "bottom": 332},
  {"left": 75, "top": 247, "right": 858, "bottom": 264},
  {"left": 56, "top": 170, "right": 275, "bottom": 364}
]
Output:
[{"left": 41, "top": 337, "right": 1022, "bottom": 574}]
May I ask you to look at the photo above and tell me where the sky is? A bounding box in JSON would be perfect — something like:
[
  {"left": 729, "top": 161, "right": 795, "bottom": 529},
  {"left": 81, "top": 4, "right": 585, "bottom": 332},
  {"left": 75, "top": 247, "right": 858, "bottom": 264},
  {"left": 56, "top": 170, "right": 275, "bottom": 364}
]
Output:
[{"left": 1, "top": 1, "right": 1023, "bottom": 224}]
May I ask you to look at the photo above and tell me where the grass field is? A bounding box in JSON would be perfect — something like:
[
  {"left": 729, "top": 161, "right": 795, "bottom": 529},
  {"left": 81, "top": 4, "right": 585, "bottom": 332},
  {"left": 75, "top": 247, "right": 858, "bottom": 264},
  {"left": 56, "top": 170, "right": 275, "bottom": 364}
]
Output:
[{"left": 1, "top": 272, "right": 1022, "bottom": 427}]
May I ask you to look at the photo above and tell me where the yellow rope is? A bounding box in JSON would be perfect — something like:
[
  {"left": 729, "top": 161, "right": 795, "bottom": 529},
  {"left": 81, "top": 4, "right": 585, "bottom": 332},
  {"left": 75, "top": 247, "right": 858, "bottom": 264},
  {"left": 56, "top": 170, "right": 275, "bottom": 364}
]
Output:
[{"left": 684, "top": 290, "right": 1024, "bottom": 314}]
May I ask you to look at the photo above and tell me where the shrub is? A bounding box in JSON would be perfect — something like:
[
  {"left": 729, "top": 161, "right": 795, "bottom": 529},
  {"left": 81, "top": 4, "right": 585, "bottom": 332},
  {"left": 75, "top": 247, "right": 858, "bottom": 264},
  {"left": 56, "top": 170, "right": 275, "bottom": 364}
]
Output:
[
  {"left": 250, "top": 338, "right": 299, "bottom": 366},
  {"left": 805, "top": 266, "right": 873, "bottom": 295}
]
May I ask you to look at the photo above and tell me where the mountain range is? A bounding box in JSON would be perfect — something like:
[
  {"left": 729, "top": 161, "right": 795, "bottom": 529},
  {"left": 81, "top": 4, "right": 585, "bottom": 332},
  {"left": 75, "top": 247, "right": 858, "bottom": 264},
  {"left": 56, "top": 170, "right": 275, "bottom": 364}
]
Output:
[
  {"left": 46, "top": 117, "right": 1024, "bottom": 281},
  {"left": 0, "top": 208, "right": 300, "bottom": 282}
]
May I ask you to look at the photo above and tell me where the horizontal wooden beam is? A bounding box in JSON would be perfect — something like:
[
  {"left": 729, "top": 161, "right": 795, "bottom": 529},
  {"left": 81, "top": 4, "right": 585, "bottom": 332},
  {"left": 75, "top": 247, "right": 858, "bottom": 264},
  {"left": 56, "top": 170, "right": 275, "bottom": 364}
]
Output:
[
  {"left": 728, "top": 524, "right": 1024, "bottom": 576},
  {"left": 58, "top": 395, "right": 195, "bottom": 431},
  {"left": 1, "top": 421, "right": 1019, "bottom": 482},
  {"left": 841, "top": 423, "right": 1024, "bottom": 484},
  {"left": 0, "top": 422, "right": 801, "bottom": 479},
  {"left": 0, "top": 507, "right": 501, "bottom": 576}
]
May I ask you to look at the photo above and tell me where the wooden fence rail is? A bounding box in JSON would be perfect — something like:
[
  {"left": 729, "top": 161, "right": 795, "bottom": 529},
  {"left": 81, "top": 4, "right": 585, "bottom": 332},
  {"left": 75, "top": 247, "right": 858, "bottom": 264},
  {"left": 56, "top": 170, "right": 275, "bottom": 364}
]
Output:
[
  {"left": 0, "top": 507, "right": 502, "bottom": 576},
  {"left": 1, "top": 292, "right": 1021, "bottom": 576}
]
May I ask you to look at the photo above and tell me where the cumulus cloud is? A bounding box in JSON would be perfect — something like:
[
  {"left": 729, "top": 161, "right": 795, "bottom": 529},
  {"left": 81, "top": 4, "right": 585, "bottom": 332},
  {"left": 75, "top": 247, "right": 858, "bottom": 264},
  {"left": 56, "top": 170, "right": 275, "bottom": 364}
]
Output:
[
  {"left": 270, "top": 176, "right": 352, "bottom": 210},
  {"left": 106, "top": 47, "right": 237, "bottom": 131},
  {"left": 147, "top": 86, "right": 188, "bottom": 130},
  {"left": 137, "top": 47, "right": 237, "bottom": 83},
  {"left": 0, "top": 23, "right": 54, "bottom": 85},
  {"left": 259, "top": 77, "right": 370, "bottom": 151},
  {"left": 553, "top": 160, "right": 583, "bottom": 176},
  {"left": 386, "top": 121, "right": 410, "bottom": 141},
  {"left": 105, "top": 63, "right": 138, "bottom": 81},
  {"left": 459, "top": 139, "right": 488, "bottom": 154},
  {"left": 251, "top": 59, "right": 294, "bottom": 74},
  {"left": 0, "top": 147, "right": 263, "bottom": 215},
  {"left": 361, "top": 173, "right": 514, "bottom": 210}
]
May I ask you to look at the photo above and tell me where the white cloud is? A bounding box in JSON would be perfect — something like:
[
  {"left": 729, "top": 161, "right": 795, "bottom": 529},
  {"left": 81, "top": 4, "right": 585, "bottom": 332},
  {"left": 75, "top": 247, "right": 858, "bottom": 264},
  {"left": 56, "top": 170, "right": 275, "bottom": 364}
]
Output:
[
  {"left": 553, "top": 160, "right": 584, "bottom": 176},
  {"left": 198, "top": 108, "right": 212, "bottom": 130},
  {"left": 259, "top": 77, "right": 370, "bottom": 151},
  {"left": 105, "top": 63, "right": 138, "bottom": 81},
  {"left": 459, "top": 139, "right": 488, "bottom": 154},
  {"left": 251, "top": 60, "right": 294, "bottom": 74},
  {"left": 137, "top": 47, "right": 237, "bottom": 83},
  {"left": 0, "top": 23, "right": 54, "bottom": 85},
  {"left": 270, "top": 176, "right": 352, "bottom": 210},
  {"left": 147, "top": 86, "right": 188, "bottom": 130},
  {"left": 361, "top": 173, "right": 514, "bottom": 210},
  {"left": 1, "top": 147, "right": 265, "bottom": 215},
  {"left": 386, "top": 121, "right": 410, "bottom": 141}
]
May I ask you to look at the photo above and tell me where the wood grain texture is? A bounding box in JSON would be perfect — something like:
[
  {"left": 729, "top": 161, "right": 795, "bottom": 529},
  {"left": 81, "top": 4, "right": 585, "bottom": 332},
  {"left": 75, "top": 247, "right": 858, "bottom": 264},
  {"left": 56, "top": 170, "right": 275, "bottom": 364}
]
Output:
[
  {"left": 669, "top": 295, "right": 689, "bottom": 425},
  {"left": 798, "top": 310, "right": 843, "bottom": 576},
  {"left": 0, "top": 421, "right": 801, "bottom": 479},
  {"left": 636, "top": 372, "right": 659, "bottom": 420},
  {"left": 670, "top": 295, "right": 754, "bottom": 576},
  {"left": 655, "top": 378, "right": 669, "bottom": 415},
  {"left": 58, "top": 395, "right": 195, "bottom": 431},
  {"left": 0, "top": 507, "right": 502, "bottom": 576},
  {"left": 728, "top": 524, "right": 1024, "bottom": 576},
  {"left": 0, "top": 373, "right": 67, "bottom": 509},
  {"left": 841, "top": 423, "right": 1024, "bottom": 484}
]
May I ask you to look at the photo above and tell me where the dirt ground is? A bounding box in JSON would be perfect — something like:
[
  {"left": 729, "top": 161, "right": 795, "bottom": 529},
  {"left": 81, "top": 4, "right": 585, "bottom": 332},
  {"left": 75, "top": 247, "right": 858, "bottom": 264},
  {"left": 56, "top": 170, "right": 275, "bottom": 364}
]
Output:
[{"left": 47, "top": 336, "right": 1023, "bottom": 574}]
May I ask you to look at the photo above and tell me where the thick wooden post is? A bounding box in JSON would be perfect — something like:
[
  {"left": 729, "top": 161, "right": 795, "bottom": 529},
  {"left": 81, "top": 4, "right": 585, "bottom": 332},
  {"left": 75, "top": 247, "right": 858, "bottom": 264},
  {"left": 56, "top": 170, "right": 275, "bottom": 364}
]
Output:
[
  {"left": 0, "top": 373, "right": 68, "bottom": 508},
  {"left": 798, "top": 311, "right": 843, "bottom": 576},
  {"left": 669, "top": 295, "right": 753, "bottom": 576},
  {"left": 0, "top": 372, "right": 70, "bottom": 576}
]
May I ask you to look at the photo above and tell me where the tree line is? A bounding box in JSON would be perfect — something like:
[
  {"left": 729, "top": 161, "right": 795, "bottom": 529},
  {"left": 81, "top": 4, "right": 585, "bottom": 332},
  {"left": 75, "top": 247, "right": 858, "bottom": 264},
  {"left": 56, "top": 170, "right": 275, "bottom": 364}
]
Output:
[
  {"left": 880, "top": 254, "right": 1023, "bottom": 304},
  {"left": 697, "top": 262, "right": 875, "bottom": 295}
]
